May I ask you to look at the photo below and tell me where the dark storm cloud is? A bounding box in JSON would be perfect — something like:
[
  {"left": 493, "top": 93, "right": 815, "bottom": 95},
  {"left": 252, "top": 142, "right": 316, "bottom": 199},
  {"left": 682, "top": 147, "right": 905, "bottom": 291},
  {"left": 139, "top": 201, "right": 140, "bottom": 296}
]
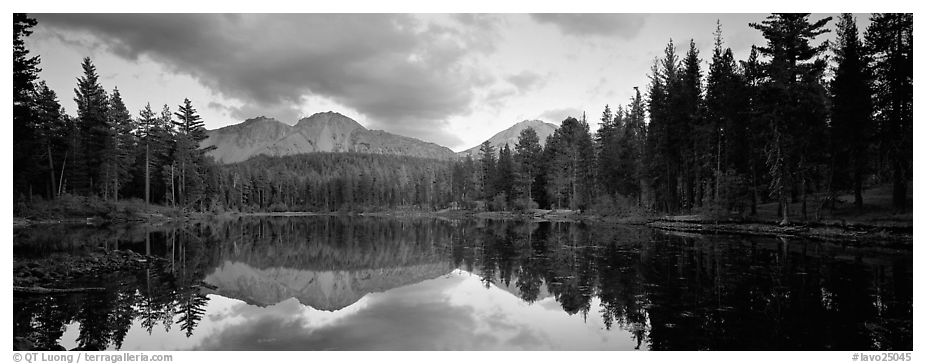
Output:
[
  {"left": 484, "top": 87, "right": 518, "bottom": 111},
  {"left": 483, "top": 70, "right": 546, "bottom": 112},
  {"left": 35, "top": 13, "right": 493, "bottom": 144},
  {"left": 530, "top": 13, "right": 646, "bottom": 38}
]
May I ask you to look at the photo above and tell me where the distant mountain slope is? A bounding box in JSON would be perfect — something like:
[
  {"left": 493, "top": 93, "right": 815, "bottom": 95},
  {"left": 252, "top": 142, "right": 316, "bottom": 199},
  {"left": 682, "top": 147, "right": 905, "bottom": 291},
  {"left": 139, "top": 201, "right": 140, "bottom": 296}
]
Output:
[
  {"left": 202, "top": 111, "right": 458, "bottom": 163},
  {"left": 458, "top": 119, "right": 558, "bottom": 158}
]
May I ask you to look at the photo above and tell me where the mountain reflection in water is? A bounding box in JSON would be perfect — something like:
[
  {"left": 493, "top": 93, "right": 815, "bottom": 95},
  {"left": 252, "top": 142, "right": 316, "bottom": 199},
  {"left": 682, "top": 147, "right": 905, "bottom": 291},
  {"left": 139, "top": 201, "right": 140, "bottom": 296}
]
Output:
[{"left": 13, "top": 216, "right": 912, "bottom": 350}]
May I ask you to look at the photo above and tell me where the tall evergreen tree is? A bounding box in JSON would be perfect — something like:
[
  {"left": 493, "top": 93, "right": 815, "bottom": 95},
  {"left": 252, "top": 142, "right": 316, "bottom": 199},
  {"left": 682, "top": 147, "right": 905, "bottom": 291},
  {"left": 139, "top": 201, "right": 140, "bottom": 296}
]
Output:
[
  {"left": 645, "top": 55, "right": 674, "bottom": 212},
  {"left": 678, "top": 39, "right": 704, "bottom": 209},
  {"left": 33, "top": 82, "right": 67, "bottom": 198},
  {"left": 13, "top": 13, "right": 41, "bottom": 201},
  {"left": 478, "top": 140, "right": 497, "bottom": 200},
  {"left": 74, "top": 57, "right": 110, "bottom": 195},
  {"left": 750, "top": 13, "right": 832, "bottom": 225},
  {"left": 595, "top": 104, "right": 623, "bottom": 196},
  {"left": 101, "top": 87, "right": 136, "bottom": 200},
  {"left": 545, "top": 117, "right": 595, "bottom": 210},
  {"left": 514, "top": 127, "right": 543, "bottom": 205},
  {"left": 495, "top": 144, "right": 515, "bottom": 205},
  {"left": 618, "top": 88, "right": 646, "bottom": 202},
  {"left": 740, "top": 46, "right": 768, "bottom": 215},
  {"left": 172, "top": 98, "right": 213, "bottom": 207},
  {"left": 705, "top": 21, "right": 749, "bottom": 210},
  {"left": 865, "top": 13, "right": 913, "bottom": 212},
  {"left": 158, "top": 105, "right": 178, "bottom": 205},
  {"left": 135, "top": 103, "right": 158, "bottom": 204},
  {"left": 830, "top": 13, "right": 873, "bottom": 208}
]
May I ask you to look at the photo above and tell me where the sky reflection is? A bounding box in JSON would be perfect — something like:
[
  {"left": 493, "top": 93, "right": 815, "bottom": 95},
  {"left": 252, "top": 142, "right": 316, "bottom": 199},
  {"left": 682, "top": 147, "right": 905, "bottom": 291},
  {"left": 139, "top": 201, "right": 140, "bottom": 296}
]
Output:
[{"left": 59, "top": 269, "right": 642, "bottom": 351}]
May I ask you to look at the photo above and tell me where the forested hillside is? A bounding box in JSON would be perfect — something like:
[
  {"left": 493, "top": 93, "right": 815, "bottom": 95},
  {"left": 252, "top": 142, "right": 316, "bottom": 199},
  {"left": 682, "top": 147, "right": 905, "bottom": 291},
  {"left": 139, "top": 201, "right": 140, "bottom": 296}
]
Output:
[{"left": 13, "top": 14, "right": 912, "bottom": 224}]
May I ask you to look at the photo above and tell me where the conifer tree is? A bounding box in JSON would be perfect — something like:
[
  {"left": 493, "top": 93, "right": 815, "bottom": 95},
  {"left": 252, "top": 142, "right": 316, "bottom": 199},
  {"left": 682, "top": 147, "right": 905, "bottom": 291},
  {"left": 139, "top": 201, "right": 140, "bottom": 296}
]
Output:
[
  {"left": 831, "top": 13, "right": 873, "bottom": 208},
  {"left": 495, "top": 144, "right": 515, "bottom": 206},
  {"left": 750, "top": 13, "right": 831, "bottom": 225},
  {"left": 33, "top": 82, "right": 66, "bottom": 198},
  {"left": 619, "top": 88, "right": 646, "bottom": 202},
  {"left": 595, "top": 104, "right": 622, "bottom": 196},
  {"left": 514, "top": 127, "right": 543, "bottom": 205},
  {"left": 136, "top": 103, "right": 158, "bottom": 204},
  {"left": 865, "top": 13, "right": 913, "bottom": 211},
  {"left": 172, "top": 98, "right": 213, "bottom": 207},
  {"left": 74, "top": 57, "right": 110, "bottom": 195},
  {"left": 478, "top": 141, "right": 497, "bottom": 200},
  {"left": 101, "top": 87, "right": 136, "bottom": 200},
  {"left": 705, "top": 21, "right": 749, "bottom": 210},
  {"left": 678, "top": 40, "right": 704, "bottom": 209},
  {"left": 13, "top": 13, "right": 41, "bottom": 200}
]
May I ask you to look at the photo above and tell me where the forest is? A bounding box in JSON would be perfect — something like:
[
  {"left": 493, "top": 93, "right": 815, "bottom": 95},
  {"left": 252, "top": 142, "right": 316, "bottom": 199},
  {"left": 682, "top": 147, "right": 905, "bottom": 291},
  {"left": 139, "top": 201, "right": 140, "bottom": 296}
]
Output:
[{"left": 13, "top": 14, "right": 913, "bottom": 224}]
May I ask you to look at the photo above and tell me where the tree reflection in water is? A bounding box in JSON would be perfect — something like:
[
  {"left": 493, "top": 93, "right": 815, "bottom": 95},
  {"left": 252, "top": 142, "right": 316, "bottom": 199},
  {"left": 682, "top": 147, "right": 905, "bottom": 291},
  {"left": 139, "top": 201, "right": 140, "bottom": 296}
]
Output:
[{"left": 13, "top": 216, "right": 913, "bottom": 350}]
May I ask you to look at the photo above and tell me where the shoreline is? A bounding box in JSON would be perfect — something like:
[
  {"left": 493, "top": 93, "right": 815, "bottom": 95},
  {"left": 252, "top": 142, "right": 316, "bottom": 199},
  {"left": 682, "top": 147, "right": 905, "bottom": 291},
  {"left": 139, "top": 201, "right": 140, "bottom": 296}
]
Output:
[{"left": 13, "top": 208, "right": 912, "bottom": 248}]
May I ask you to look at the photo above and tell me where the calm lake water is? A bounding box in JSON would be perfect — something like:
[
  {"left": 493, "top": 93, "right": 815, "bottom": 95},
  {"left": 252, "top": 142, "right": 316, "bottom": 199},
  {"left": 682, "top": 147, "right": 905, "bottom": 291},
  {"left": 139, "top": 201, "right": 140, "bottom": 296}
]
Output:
[{"left": 13, "top": 216, "right": 912, "bottom": 350}]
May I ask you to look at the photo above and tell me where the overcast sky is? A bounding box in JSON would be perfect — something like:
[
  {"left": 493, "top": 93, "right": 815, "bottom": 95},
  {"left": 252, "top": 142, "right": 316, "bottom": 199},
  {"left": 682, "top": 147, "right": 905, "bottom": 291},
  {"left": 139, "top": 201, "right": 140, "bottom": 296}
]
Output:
[{"left": 27, "top": 13, "right": 862, "bottom": 152}]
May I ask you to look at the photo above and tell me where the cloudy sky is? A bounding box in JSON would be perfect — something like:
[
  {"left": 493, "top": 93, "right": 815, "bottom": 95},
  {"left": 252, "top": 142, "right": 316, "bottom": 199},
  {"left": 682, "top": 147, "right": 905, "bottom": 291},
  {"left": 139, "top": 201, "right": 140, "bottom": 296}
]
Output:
[{"left": 27, "top": 13, "right": 858, "bottom": 151}]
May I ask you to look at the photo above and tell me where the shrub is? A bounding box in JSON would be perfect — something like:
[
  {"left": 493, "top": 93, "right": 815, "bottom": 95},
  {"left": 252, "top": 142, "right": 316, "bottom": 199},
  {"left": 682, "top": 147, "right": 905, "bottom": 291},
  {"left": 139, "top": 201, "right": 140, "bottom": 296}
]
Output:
[
  {"left": 489, "top": 193, "right": 508, "bottom": 211},
  {"left": 512, "top": 197, "right": 538, "bottom": 211},
  {"left": 268, "top": 202, "right": 289, "bottom": 212}
]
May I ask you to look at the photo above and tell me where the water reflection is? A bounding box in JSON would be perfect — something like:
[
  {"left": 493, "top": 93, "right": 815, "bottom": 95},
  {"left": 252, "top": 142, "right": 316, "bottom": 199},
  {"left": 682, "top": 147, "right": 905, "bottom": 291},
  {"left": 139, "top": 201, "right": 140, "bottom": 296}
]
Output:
[{"left": 13, "top": 216, "right": 913, "bottom": 350}]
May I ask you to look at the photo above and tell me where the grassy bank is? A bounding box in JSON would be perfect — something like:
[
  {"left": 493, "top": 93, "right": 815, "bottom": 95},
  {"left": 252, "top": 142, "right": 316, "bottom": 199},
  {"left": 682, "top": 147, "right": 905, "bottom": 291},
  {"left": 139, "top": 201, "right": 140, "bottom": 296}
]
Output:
[
  {"left": 14, "top": 194, "right": 187, "bottom": 227},
  {"left": 645, "top": 184, "right": 912, "bottom": 247}
]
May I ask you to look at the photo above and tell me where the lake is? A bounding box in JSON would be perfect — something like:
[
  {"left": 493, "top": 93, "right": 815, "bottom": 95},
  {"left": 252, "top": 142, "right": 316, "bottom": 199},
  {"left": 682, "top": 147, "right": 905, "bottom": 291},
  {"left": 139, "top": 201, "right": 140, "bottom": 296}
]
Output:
[{"left": 12, "top": 216, "right": 913, "bottom": 350}]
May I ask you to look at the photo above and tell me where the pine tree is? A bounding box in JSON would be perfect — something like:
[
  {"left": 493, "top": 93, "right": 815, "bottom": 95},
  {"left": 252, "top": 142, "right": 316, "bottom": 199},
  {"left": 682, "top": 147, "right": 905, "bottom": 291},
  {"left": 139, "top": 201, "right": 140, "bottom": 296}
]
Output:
[
  {"left": 514, "top": 127, "right": 543, "bottom": 206},
  {"left": 136, "top": 103, "right": 158, "bottom": 204},
  {"left": 172, "top": 98, "right": 213, "bottom": 207},
  {"left": 496, "top": 144, "right": 515, "bottom": 206},
  {"left": 74, "top": 57, "right": 110, "bottom": 195},
  {"left": 645, "top": 40, "right": 682, "bottom": 213},
  {"left": 13, "top": 13, "right": 41, "bottom": 201},
  {"left": 595, "top": 104, "right": 622, "bottom": 196},
  {"left": 619, "top": 88, "right": 646, "bottom": 202},
  {"left": 101, "top": 87, "right": 136, "bottom": 200},
  {"left": 705, "top": 21, "right": 749, "bottom": 210},
  {"left": 678, "top": 39, "right": 704, "bottom": 209},
  {"left": 33, "top": 82, "right": 67, "bottom": 198},
  {"left": 865, "top": 13, "right": 913, "bottom": 212},
  {"left": 645, "top": 56, "right": 673, "bottom": 212},
  {"left": 831, "top": 13, "right": 873, "bottom": 208},
  {"left": 741, "top": 46, "right": 767, "bottom": 215},
  {"left": 159, "top": 105, "right": 178, "bottom": 206},
  {"left": 750, "top": 13, "right": 832, "bottom": 225},
  {"left": 478, "top": 141, "right": 497, "bottom": 201},
  {"left": 545, "top": 117, "right": 594, "bottom": 210}
]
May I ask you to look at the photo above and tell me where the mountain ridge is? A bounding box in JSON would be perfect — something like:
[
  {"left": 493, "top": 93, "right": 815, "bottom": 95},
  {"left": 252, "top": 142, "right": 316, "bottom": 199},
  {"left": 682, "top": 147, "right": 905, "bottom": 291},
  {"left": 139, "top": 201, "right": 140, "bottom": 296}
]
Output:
[{"left": 201, "top": 111, "right": 458, "bottom": 163}]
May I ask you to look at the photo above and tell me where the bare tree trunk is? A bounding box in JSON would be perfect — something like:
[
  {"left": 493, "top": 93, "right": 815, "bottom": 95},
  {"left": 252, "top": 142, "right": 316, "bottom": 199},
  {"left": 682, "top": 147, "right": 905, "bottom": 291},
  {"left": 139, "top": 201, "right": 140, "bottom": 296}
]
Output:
[
  {"left": 715, "top": 132, "right": 721, "bottom": 207},
  {"left": 751, "top": 163, "right": 758, "bottom": 216},
  {"left": 47, "top": 145, "right": 56, "bottom": 199},
  {"left": 181, "top": 158, "right": 186, "bottom": 206},
  {"left": 779, "top": 189, "right": 789, "bottom": 226},
  {"left": 854, "top": 177, "right": 863, "bottom": 208},
  {"left": 170, "top": 163, "right": 176, "bottom": 208},
  {"left": 801, "top": 178, "right": 807, "bottom": 221},
  {"left": 145, "top": 142, "right": 150, "bottom": 205},
  {"left": 57, "top": 151, "right": 67, "bottom": 197}
]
